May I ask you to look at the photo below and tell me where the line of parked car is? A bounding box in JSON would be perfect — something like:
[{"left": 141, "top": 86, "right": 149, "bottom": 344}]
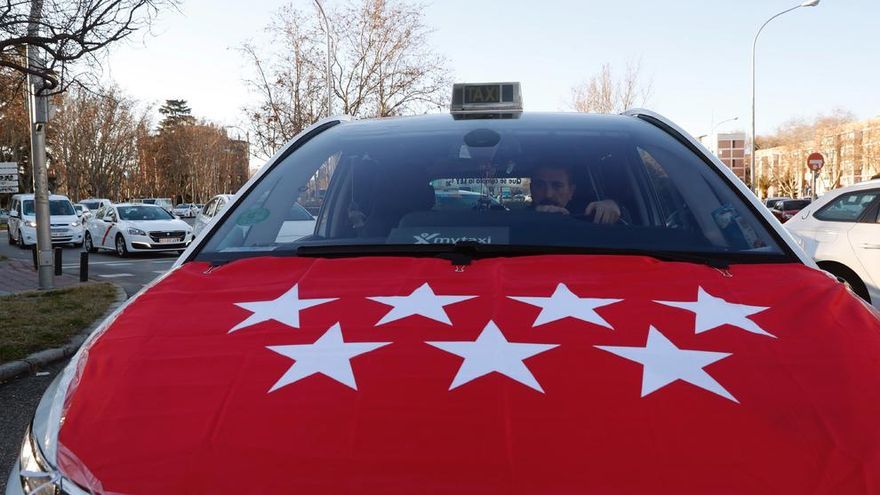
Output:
[{"left": 4, "top": 193, "right": 240, "bottom": 257}]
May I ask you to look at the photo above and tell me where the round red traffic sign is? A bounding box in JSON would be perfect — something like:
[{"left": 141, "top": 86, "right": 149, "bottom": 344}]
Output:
[{"left": 807, "top": 152, "right": 825, "bottom": 171}]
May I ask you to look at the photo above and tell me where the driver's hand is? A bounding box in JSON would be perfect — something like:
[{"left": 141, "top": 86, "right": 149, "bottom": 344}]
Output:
[
  {"left": 585, "top": 200, "right": 621, "bottom": 224},
  {"left": 535, "top": 204, "right": 571, "bottom": 215}
]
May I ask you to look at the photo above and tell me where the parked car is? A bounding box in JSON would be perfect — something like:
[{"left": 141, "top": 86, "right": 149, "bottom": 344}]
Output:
[
  {"left": 72, "top": 204, "right": 92, "bottom": 222},
  {"left": 763, "top": 196, "right": 790, "bottom": 209},
  {"left": 171, "top": 203, "right": 199, "bottom": 218},
  {"left": 140, "top": 197, "right": 174, "bottom": 212},
  {"left": 6, "top": 193, "right": 84, "bottom": 247},
  {"left": 785, "top": 179, "right": 880, "bottom": 305},
  {"left": 193, "top": 193, "right": 234, "bottom": 236},
  {"left": 0, "top": 208, "right": 8, "bottom": 225},
  {"left": 78, "top": 198, "right": 112, "bottom": 213},
  {"left": 84, "top": 203, "right": 193, "bottom": 256},
  {"left": 10, "top": 86, "right": 880, "bottom": 494},
  {"left": 770, "top": 198, "right": 811, "bottom": 222}
]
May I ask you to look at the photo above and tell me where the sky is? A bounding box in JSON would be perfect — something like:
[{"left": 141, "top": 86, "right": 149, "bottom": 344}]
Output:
[{"left": 105, "top": 0, "right": 880, "bottom": 145}]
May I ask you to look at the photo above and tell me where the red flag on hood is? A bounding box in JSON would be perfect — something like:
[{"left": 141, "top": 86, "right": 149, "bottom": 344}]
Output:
[{"left": 57, "top": 255, "right": 880, "bottom": 494}]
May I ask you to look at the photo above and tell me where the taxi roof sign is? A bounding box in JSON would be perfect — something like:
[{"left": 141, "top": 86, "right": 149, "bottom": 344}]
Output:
[{"left": 450, "top": 82, "right": 523, "bottom": 118}]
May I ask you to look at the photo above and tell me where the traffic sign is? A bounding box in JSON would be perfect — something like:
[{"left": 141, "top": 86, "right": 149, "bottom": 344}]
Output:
[
  {"left": 0, "top": 162, "right": 19, "bottom": 193},
  {"left": 807, "top": 152, "right": 825, "bottom": 172}
]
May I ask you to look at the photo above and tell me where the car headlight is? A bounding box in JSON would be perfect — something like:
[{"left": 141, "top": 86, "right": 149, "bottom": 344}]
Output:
[
  {"left": 25, "top": 220, "right": 37, "bottom": 228},
  {"left": 18, "top": 425, "right": 61, "bottom": 494},
  {"left": 128, "top": 227, "right": 147, "bottom": 236},
  {"left": 70, "top": 221, "right": 80, "bottom": 227}
]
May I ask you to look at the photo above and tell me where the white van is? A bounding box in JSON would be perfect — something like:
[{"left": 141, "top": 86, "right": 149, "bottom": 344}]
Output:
[{"left": 6, "top": 193, "right": 84, "bottom": 248}]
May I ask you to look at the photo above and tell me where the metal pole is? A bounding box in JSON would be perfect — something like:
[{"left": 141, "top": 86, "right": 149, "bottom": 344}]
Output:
[
  {"left": 26, "top": 0, "right": 54, "bottom": 289},
  {"left": 751, "top": 3, "right": 812, "bottom": 194},
  {"left": 314, "top": 0, "right": 332, "bottom": 117}
]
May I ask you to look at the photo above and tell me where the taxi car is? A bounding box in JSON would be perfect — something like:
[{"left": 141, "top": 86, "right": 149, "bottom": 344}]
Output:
[
  {"left": 83, "top": 203, "right": 193, "bottom": 256},
  {"left": 9, "top": 83, "right": 880, "bottom": 495}
]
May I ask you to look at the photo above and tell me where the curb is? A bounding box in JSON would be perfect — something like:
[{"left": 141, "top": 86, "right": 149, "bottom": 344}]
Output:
[{"left": 0, "top": 283, "right": 129, "bottom": 383}]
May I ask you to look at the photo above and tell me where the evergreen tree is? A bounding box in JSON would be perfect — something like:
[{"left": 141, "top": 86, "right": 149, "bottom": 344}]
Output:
[{"left": 158, "top": 99, "right": 196, "bottom": 131}]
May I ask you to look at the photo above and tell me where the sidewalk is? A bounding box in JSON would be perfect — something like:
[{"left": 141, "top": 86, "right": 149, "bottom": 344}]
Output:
[{"left": 0, "top": 257, "right": 85, "bottom": 295}]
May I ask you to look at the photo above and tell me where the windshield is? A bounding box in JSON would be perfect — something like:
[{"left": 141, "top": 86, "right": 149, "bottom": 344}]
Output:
[
  {"left": 23, "top": 199, "right": 76, "bottom": 216},
  {"left": 118, "top": 205, "right": 174, "bottom": 221},
  {"left": 80, "top": 201, "right": 100, "bottom": 210},
  {"left": 196, "top": 114, "right": 787, "bottom": 262}
]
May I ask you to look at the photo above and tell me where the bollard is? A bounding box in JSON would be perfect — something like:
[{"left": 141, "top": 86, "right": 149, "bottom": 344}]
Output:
[
  {"left": 54, "top": 247, "right": 62, "bottom": 276},
  {"left": 79, "top": 251, "right": 89, "bottom": 282},
  {"left": 32, "top": 245, "right": 38, "bottom": 270}
]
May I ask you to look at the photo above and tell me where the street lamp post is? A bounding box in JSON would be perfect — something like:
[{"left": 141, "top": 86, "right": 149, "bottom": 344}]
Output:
[
  {"left": 313, "top": 0, "right": 333, "bottom": 118},
  {"left": 750, "top": 0, "right": 820, "bottom": 193}
]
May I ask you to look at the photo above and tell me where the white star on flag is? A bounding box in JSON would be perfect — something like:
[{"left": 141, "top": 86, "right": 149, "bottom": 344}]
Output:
[
  {"left": 369, "top": 282, "right": 476, "bottom": 325},
  {"left": 427, "top": 320, "right": 558, "bottom": 393},
  {"left": 596, "top": 326, "right": 737, "bottom": 402},
  {"left": 266, "top": 323, "right": 390, "bottom": 392},
  {"left": 655, "top": 286, "right": 774, "bottom": 338},
  {"left": 509, "top": 282, "right": 621, "bottom": 328},
  {"left": 230, "top": 284, "right": 336, "bottom": 333}
]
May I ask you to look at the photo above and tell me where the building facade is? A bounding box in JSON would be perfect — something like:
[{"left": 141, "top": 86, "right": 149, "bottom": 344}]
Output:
[
  {"left": 754, "top": 118, "right": 880, "bottom": 199},
  {"left": 699, "top": 131, "right": 749, "bottom": 183}
]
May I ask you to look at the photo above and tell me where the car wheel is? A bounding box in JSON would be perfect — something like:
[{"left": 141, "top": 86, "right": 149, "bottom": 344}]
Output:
[
  {"left": 819, "top": 261, "right": 871, "bottom": 304},
  {"left": 84, "top": 232, "right": 97, "bottom": 253},
  {"left": 115, "top": 234, "right": 129, "bottom": 257},
  {"left": 17, "top": 229, "right": 27, "bottom": 250},
  {"left": 6, "top": 228, "right": 12, "bottom": 245}
]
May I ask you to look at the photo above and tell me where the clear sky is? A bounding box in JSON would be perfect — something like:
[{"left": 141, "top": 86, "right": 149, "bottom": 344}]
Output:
[{"left": 106, "top": 0, "right": 880, "bottom": 142}]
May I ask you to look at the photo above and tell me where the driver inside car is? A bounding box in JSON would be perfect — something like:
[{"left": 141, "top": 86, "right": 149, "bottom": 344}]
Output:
[{"left": 530, "top": 164, "right": 621, "bottom": 224}]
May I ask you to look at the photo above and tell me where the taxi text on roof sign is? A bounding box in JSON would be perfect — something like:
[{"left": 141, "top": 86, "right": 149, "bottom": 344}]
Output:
[{"left": 450, "top": 82, "right": 522, "bottom": 118}]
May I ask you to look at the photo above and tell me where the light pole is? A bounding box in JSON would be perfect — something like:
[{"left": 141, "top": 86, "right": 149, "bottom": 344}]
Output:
[
  {"left": 750, "top": 0, "right": 820, "bottom": 192},
  {"left": 713, "top": 116, "right": 739, "bottom": 134},
  {"left": 313, "top": 0, "right": 333, "bottom": 118}
]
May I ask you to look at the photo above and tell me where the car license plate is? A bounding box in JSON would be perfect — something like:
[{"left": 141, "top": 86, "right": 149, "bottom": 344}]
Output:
[{"left": 159, "top": 238, "right": 176, "bottom": 244}]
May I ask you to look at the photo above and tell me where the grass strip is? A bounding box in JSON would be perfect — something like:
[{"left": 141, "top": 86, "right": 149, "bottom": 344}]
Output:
[{"left": 0, "top": 283, "right": 117, "bottom": 364}]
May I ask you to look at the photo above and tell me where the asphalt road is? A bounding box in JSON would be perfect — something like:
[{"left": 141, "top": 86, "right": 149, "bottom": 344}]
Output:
[
  {"left": 0, "top": 219, "right": 196, "bottom": 490},
  {"left": 0, "top": 358, "right": 69, "bottom": 493},
  {"left": 0, "top": 218, "right": 194, "bottom": 297}
]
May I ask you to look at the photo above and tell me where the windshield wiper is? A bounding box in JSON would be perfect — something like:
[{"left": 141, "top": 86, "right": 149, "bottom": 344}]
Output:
[{"left": 294, "top": 242, "right": 746, "bottom": 269}]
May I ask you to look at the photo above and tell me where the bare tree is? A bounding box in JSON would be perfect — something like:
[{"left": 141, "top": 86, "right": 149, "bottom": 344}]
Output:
[
  {"left": 571, "top": 60, "right": 652, "bottom": 114},
  {"left": 0, "top": 66, "right": 30, "bottom": 192},
  {"left": 50, "top": 85, "right": 149, "bottom": 200},
  {"left": 242, "top": 0, "right": 451, "bottom": 159},
  {"left": 0, "top": 0, "right": 176, "bottom": 91}
]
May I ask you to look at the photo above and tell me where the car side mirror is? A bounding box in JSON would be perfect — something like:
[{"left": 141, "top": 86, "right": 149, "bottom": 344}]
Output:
[{"left": 10, "top": 210, "right": 18, "bottom": 218}]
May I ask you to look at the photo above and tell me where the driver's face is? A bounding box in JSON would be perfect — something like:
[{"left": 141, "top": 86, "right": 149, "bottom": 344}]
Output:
[{"left": 530, "top": 167, "right": 575, "bottom": 208}]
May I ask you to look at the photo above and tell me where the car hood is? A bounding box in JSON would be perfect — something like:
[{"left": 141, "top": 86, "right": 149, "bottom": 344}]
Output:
[
  {"left": 55, "top": 255, "right": 880, "bottom": 494},
  {"left": 119, "top": 219, "right": 189, "bottom": 231}
]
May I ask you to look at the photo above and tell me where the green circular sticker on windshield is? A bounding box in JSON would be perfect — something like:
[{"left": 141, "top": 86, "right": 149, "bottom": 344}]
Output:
[{"left": 236, "top": 207, "right": 270, "bottom": 226}]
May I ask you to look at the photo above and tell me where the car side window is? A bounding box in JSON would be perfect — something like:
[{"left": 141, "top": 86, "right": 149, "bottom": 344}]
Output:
[{"left": 814, "top": 190, "right": 880, "bottom": 222}]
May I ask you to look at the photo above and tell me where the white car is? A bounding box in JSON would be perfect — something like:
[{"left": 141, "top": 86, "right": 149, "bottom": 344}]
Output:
[
  {"left": 6, "top": 193, "right": 84, "bottom": 248},
  {"left": 172, "top": 203, "right": 199, "bottom": 218},
  {"left": 73, "top": 204, "right": 92, "bottom": 222},
  {"left": 84, "top": 203, "right": 194, "bottom": 256},
  {"left": 193, "top": 194, "right": 234, "bottom": 236},
  {"left": 785, "top": 178, "right": 880, "bottom": 306}
]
